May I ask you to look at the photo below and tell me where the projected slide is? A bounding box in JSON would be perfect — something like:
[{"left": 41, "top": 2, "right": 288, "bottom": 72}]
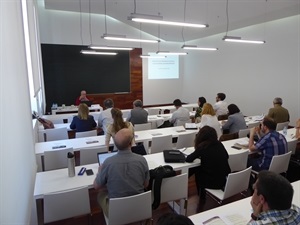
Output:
[{"left": 148, "top": 54, "right": 179, "bottom": 79}]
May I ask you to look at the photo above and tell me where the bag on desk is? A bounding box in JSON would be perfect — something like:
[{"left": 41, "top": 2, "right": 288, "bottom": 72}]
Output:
[
  {"left": 147, "top": 165, "right": 176, "bottom": 209},
  {"left": 37, "top": 118, "right": 54, "bottom": 129},
  {"left": 163, "top": 150, "right": 186, "bottom": 163}
]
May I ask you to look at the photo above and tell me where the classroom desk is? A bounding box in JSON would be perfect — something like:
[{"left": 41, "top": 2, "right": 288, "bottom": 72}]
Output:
[
  {"left": 189, "top": 180, "right": 300, "bottom": 224},
  {"left": 145, "top": 103, "right": 198, "bottom": 113},
  {"left": 51, "top": 104, "right": 102, "bottom": 115}
]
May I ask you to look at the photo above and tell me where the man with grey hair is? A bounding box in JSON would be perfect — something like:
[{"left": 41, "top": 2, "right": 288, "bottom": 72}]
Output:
[
  {"left": 127, "top": 99, "right": 148, "bottom": 125},
  {"left": 267, "top": 97, "right": 289, "bottom": 123},
  {"left": 98, "top": 98, "right": 114, "bottom": 135}
]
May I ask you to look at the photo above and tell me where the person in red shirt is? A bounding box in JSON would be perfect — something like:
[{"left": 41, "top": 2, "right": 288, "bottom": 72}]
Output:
[{"left": 75, "top": 90, "right": 89, "bottom": 105}]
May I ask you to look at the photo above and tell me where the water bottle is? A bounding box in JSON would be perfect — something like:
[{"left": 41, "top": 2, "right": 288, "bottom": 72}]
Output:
[
  {"left": 283, "top": 126, "right": 287, "bottom": 136},
  {"left": 67, "top": 152, "right": 75, "bottom": 177}
]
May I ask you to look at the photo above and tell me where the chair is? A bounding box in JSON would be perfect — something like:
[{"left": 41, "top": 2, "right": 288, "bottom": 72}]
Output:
[
  {"left": 80, "top": 146, "right": 107, "bottom": 165},
  {"left": 238, "top": 128, "right": 250, "bottom": 138},
  {"left": 134, "top": 122, "right": 152, "bottom": 131},
  {"left": 276, "top": 121, "right": 289, "bottom": 131},
  {"left": 147, "top": 108, "right": 161, "bottom": 115},
  {"left": 175, "top": 132, "right": 195, "bottom": 149},
  {"left": 287, "top": 139, "right": 298, "bottom": 155},
  {"left": 218, "top": 114, "right": 228, "bottom": 121},
  {"left": 75, "top": 130, "right": 97, "bottom": 138},
  {"left": 247, "top": 121, "right": 260, "bottom": 129},
  {"left": 206, "top": 166, "right": 252, "bottom": 204},
  {"left": 219, "top": 132, "right": 238, "bottom": 142},
  {"left": 44, "top": 127, "right": 68, "bottom": 142},
  {"left": 105, "top": 191, "right": 152, "bottom": 225},
  {"left": 228, "top": 150, "right": 248, "bottom": 172},
  {"left": 67, "top": 116, "right": 75, "bottom": 123},
  {"left": 268, "top": 151, "right": 292, "bottom": 175},
  {"left": 51, "top": 119, "right": 64, "bottom": 124},
  {"left": 150, "top": 135, "right": 173, "bottom": 154},
  {"left": 44, "top": 147, "right": 73, "bottom": 171},
  {"left": 155, "top": 173, "right": 188, "bottom": 215},
  {"left": 44, "top": 186, "right": 91, "bottom": 224}
]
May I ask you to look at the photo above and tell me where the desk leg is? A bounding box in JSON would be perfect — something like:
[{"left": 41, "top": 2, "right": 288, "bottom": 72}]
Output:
[
  {"left": 36, "top": 155, "right": 43, "bottom": 172},
  {"left": 167, "top": 199, "right": 187, "bottom": 215}
]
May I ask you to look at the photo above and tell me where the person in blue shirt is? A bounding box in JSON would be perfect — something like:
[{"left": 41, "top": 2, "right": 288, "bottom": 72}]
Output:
[{"left": 70, "top": 103, "right": 96, "bottom": 132}]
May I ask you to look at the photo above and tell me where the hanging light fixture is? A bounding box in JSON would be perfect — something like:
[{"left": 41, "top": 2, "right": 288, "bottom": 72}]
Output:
[
  {"left": 140, "top": 54, "right": 166, "bottom": 58},
  {"left": 156, "top": 51, "right": 187, "bottom": 55},
  {"left": 182, "top": 45, "right": 218, "bottom": 50},
  {"left": 80, "top": 50, "right": 117, "bottom": 55},
  {"left": 89, "top": 45, "right": 133, "bottom": 50}
]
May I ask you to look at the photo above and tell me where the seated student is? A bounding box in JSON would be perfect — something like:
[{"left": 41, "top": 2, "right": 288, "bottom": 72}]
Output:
[
  {"left": 222, "top": 104, "right": 247, "bottom": 134},
  {"left": 185, "top": 126, "right": 231, "bottom": 200},
  {"left": 98, "top": 98, "right": 114, "bottom": 135},
  {"left": 267, "top": 97, "right": 290, "bottom": 123},
  {"left": 248, "top": 171, "right": 300, "bottom": 224},
  {"left": 213, "top": 93, "right": 228, "bottom": 117},
  {"left": 157, "top": 213, "right": 194, "bottom": 225},
  {"left": 126, "top": 99, "right": 148, "bottom": 125},
  {"left": 70, "top": 103, "right": 96, "bottom": 132},
  {"left": 75, "top": 90, "right": 89, "bottom": 105},
  {"left": 169, "top": 99, "right": 190, "bottom": 126},
  {"left": 194, "top": 96, "right": 206, "bottom": 123}
]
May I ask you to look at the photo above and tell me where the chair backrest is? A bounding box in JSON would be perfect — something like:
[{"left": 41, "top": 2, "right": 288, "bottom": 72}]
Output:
[
  {"left": 80, "top": 146, "right": 107, "bottom": 165},
  {"left": 44, "top": 147, "right": 73, "bottom": 171},
  {"left": 247, "top": 121, "right": 260, "bottom": 129},
  {"left": 219, "top": 132, "right": 239, "bottom": 142},
  {"left": 44, "top": 186, "right": 90, "bottom": 223},
  {"left": 134, "top": 123, "right": 152, "bottom": 131},
  {"left": 51, "top": 119, "right": 64, "bottom": 124},
  {"left": 175, "top": 119, "right": 191, "bottom": 127},
  {"left": 45, "top": 127, "right": 68, "bottom": 142},
  {"left": 90, "top": 112, "right": 100, "bottom": 121},
  {"left": 218, "top": 114, "right": 228, "bottom": 121},
  {"left": 228, "top": 150, "right": 248, "bottom": 172},
  {"left": 67, "top": 116, "right": 75, "bottom": 123},
  {"left": 150, "top": 135, "right": 173, "bottom": 154},
  {"left": 147, "top": 108, "right": 160, "bottom": 115},
  {"left": 238, "top": 128, "right": 250, "bottom": 138},
  {"left": 276, "top": 121, "right": 289, "bottom": 131},
  {"left": 108, "top": 191, "right": 152, "bottom": 225},
  {"left": 176, "top": 133, "right": 195, "bottom": 149},
  {"left": 75, "top": 129, "right": 97, "bottom": 138},
  {"left": 287, "top": 139, "right": 298, "bottom": 155},
  {"left": 269, "top": 151, "right": 292, "bottom": 174},
  {"left": 223, "top": 166, "right": 252, "bottom": 199},
  {"left": 159, "top": 173, "right": 188, "bottom": 204}
]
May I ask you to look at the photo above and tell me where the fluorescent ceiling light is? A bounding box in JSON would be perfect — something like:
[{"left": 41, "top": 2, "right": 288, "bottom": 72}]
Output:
[
  {"left": 128, "top": 13, "right": 208, "bottom": 28},
  {"left": 140, "top": 55, "right": 166, "bottom": 59},
  {"left": 222, "top": 36, "right": 265, "bottom": 44},
  {"left": 102, "top": 34, "right": 159, "bottom": 43},
  {"left": 80, "top": 50, "right": 117, "bottom": 55},
  {"left": 89, "top": 45, "right": 133, "bottom": 50},
  {"left": 182, "top": 45, "right": 218, "bottom": 51},
  {"left": 156, "top": 51, "right": 188, "bottom": 55}
]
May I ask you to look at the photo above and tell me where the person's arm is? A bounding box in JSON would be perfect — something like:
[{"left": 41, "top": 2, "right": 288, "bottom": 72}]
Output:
[
  {"left": 93, "top": 165, "right": 107, "bottom": 191},
  {"left": 249, "top": 126, "right": 260, "bottom": 151},
  {"left": 185, "top": 147, "right": 201, "bottom": 162},
  {"left": 222, "top": 115, "right": 233, "bottom": 130},
  {"left": 91, "top": 116, "right": 97, "bottom": 128},
  {"left": 295, "top": 119, "right": 300, "bottom": 139},
  {"left": 169, "top": 112, "right": 176, "bottom": 124},
  {"left": 70, "top": 117, "right": 76, "bottom": 130},
  {"left": 126, "top": 111, "right": 132, "bottom": 122},
  {"left": 105, "top": 125, "right": 113, "bottom": 151}
]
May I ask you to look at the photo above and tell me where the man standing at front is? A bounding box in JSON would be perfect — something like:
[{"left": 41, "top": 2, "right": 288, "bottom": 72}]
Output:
[
  {"left": 248, "top": 117, "right": 287, "bottom": 171},
  {"left": 267, "top": 97, "right": 290, "bottom": 123},
  {"left": 93, "top": 128, "right": 149, "bottom": 218}
]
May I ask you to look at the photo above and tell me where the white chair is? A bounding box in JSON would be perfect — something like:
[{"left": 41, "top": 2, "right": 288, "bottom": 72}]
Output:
[
  {"left": 134, "top": 122, "right": 152, "bottom": 131},
  {"left": 44, "top": 127, "right": 68, "bottom": 142},
  {"left": 105, "top": 191, "right": 152, "bottom": 225},
  {"left": 75, "top": 130, "right": 97, "bottom": 138},
  {"left": 67, "top": 116, "right": 75, "bottom": 123},
  {"left": 44, "top": 147, "right": 73, "bottom": 171},
  {"left": 90, "top": 112, "right": 100, "bottom": 121},
  {"left": 150, "top": 134, "right": 173, "bottom": 154},
  {"left": 287, "top": 139, "right": 298, "bottom": 155},
  {"left": 276, "top": 121, "right": 289, "bottom": 131},
  {"left": 80, "top": 146, "right": 107, "bottom": 165},
  {"left": 269, "top": 151, "right": 292, "bottom": 174},
  {"left": 238, "top": 128, "right": 250, "bottom": 138},
  {"left": 44, "top": 186, "right": 91, "bottom": 224},
  {"left": 206, "top": 166, "right": 252, "bottom": 204},
  {"left": 156, "top": 173, "right": 188, "bottom": 215},
  {"left": 248, "top": 121, "right": 260, "bottom": 129},
  {"left": 51, "top": 119, "right": 64, "bottom": 124},
  {"left": 147, "top": 108, "right": 161, "bottom": 115},
  {"left": 175, "top": 132, "right": 195, "bottom": 149},
  {"left": 228, "top": 150, "right": 248, "bottom": 172}
]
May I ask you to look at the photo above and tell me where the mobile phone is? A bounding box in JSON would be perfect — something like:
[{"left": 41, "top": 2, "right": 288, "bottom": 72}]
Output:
[
  {"left": 86, "top": 169, "right": 94, "bottom": 176},
  {"left": 231, "top": 146, "right": 242, "bottom": 150}
]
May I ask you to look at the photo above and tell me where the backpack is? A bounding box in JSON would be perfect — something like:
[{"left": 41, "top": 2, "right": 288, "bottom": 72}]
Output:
[{"left": 147, "top": 165, "right": 176, "bottom": 209}]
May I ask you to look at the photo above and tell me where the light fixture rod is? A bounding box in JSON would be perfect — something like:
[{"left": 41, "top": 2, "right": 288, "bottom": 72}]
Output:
[
  {"left": 156, "top": 51, "right": 188, "bottom": 55},
  {"left": 182, "top": 45, "right": 218, "bottom": 51},
  {"left": 89, "top": 45, "right": 133, "bottom": 50},
  {"left": 102, "top": 34, "right": 159, "bottom": 43},
  {"left": 223, "top": 36, "right": 265, "bottom": 44},
  {"left": 80, "top": 50, "right": 117, "bottom": 55}
]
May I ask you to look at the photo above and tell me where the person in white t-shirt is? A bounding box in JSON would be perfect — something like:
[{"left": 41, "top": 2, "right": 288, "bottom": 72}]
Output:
[
  {"left": 213, "top": 93, "right": 228, "bottom": 116},
  {"left": 98, "top": 98, "right": 114, "bottom": 135},
  {"left": 169, "top": 99, "right": 190, "bottom": 126}
]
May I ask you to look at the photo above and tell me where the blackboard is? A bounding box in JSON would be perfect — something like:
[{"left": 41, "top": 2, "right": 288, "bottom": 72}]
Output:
[{"left": 41, "top": 44, "right": 131, "bottom": 112}]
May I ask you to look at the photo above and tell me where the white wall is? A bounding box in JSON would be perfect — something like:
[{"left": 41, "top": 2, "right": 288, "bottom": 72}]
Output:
[{"left": 0, "top": 0, "right": 37, "bottom": 224}]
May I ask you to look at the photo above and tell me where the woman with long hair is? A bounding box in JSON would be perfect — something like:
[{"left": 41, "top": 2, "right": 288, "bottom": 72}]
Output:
[
  {"left": 194, "top": 97, "right": 207, "bottom": 123},
  {"left": 186, "top": 126, "right": 231, "bottom": 200},
  {"left": 70, "top": 103, "right": 96, "bottom": 132},
  {"left": 105, "top": 108, "right": 135, "bottom": 151},
  {"left": 222, "top": 104, "right": 247, "bottom": 134}
]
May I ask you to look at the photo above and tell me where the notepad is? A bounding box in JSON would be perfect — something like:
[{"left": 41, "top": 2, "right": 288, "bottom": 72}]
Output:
[
  {"left": 151, "top": 133, "right": 163, "bottom": 136},
  {"left": 86, "top": 140, "right": 99, "bottom": 144}
]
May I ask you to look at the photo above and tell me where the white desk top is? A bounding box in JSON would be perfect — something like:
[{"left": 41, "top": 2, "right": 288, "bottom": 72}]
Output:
[
  {"left": 189, "top": 180, "right": 300, "bottom": 224},
  {"left": 51, "top": 104, "right": 102, "bottom": 115},
  {"left": 34, "top": 151, "right": 200, "bottom": 199}
]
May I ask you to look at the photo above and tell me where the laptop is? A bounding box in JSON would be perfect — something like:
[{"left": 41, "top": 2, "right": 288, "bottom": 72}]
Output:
[
  {"left": 97, "top": 152, "right": 117, "bottom": 165},
  {"left": 80, "top": 100, "right": 93, "bottom": 107}
]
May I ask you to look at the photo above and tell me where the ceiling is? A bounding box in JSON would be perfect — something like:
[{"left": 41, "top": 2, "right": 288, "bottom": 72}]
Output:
[{"left": 44, "top": 0, "right": 300, "bottom": 42}]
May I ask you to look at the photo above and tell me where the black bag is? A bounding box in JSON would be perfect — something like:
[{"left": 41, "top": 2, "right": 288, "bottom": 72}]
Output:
[
  {"left": 163, "top": 150, "right": 186, "bottom": 163},
  {"left": 147, "top": 165, "right": 176, "bottom": 209}
]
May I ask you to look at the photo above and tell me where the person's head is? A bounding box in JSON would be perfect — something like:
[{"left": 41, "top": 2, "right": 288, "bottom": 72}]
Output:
[
  {"left": 216, "top": 93, "right": 226, "bottom": 102},
  {"left": 78, "top": 103, "right": 89, "bottom": 120},
  {"left": 261, "top": 116, "right": 277, "bottom": 132},
  {"left": 273, "top": 97, "right": 283, "bottom": 105},
  {"left": 104, "top": 98, "right": 114, "bottom": 109},
  {"left": 201, "top": 103, "right": 215, "bottom": 116},
  {"left": 133, "top": 99, "right": 143, "bottom": 108},
  {"left": 198, "top": 97, "right": 207, "bottom": 108},
  {"left": 80, "top": 90, "right": 87, "bottom": 97},
  {"left": 111, "top": 108, "right": 127, "bottom": 133},
  {"left": 194, "top": 126, "right": 218, "bottom": 149},
  {"left": 157, "top": 213, "right": 194, "bottom": 225},
  {"left": 173, "top": 99, "right": 182, "bottom": 108},
  {"left": 227, "top": 104, "right": 240, "bottom": 115},
  {"left": 252, "top": 171, "right": 293, "bottom": 211},
  {"left": 114, "top": 128, "right": 134, "bottom": 150}
]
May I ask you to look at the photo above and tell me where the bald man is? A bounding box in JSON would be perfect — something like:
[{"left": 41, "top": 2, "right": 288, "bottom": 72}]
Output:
[
  {"left": 93, "top": 128, "right": 149, "bottom": 218},
  {"left": 75, "top": 90, "right": 89, "bottom": 105}
]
